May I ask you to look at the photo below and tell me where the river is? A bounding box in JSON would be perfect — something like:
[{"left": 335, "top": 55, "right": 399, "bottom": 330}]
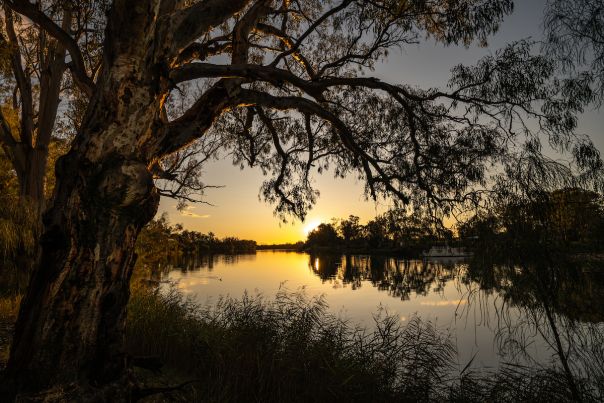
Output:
[{"left": 159, "top": 251, "right": 604, "bottom": 374}]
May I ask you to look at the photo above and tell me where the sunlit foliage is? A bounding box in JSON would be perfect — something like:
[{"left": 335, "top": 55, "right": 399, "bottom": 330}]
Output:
[
  {"left": 0, "top": 151, "right": 38, "bottom": 293},
  {"left": 134, "top": 214, "right": 257, "bottom": 274}
]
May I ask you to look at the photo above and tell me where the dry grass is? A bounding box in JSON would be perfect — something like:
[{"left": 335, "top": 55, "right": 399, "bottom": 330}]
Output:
[
  {"left": 126, "top": 283, "right": 604, "bottom": 402},
  {"left": 0, "top": 279, "right": 601, "bottom": 401},
  {"left": 0, "top": 295, "right": 19, "bottom": 367}
]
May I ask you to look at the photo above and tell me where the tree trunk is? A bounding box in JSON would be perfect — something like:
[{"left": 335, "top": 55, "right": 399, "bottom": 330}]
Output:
[
  {"left": 6, "top": 152, "right": 159, "bottom": 396},
  {"left": 10, "top": 148, "right": 46, "bottom": 283},
  {"left": 15, "top": 147, "right": 47, "bottom": 212},
  {"left": 4, "top": 2, "right": 166, "bottom": 397}
]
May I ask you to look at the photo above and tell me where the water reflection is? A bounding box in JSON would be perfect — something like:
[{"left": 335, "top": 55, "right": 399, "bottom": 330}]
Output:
[
  {"left": 308, "top": 253, "right": 604, "bottom": 323},
  {"left": 149, "top": 253, "right": 257, "bottom": 278},
  {"left": 162, "top": 250, "right": 604, "bottom": 394},
  {"left": 469, "top": 259, "right": 604, "bottom": 400},
  {"left": 310, "top": 254, "right": 463, "bottom": 299},
  {"left": 306, "top": 252, "right": 604, "bottom": 399}
]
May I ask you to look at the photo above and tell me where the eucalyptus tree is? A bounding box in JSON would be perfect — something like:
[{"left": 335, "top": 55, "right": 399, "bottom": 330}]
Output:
[
  {"left": 0, "top": 0, "right": 221, "bottom": 212},
  {"left": 338, "top": 215, "right": 362, "bottom": 245},
  {"left": 0, "top": 1, "right": 107, "bottom": 210},
  {"left": 1, "top": 0, "right": 602, "bottom": 400}
]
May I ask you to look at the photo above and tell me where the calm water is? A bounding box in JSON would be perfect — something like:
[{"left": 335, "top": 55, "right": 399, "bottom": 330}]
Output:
[{"left": 161, "top": 251, "right": 604, "bottom": 372}]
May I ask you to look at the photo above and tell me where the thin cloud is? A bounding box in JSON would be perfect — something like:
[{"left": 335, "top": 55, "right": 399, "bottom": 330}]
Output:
[{"left": 180, "top": 206, "right": 211, "bottom": 219}]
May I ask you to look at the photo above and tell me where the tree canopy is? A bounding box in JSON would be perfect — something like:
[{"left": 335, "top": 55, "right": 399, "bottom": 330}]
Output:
[
  {"left": 544, "top": 0, "right": 604, "bottom": 104},
  {"left": 3, "top": 0, "right": 601, "bottom": 219}
]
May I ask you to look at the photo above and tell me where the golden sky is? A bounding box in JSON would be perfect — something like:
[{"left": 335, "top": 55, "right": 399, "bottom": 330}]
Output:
[{"left": 157, "top": 165, "right": 392, "bottom": 244}]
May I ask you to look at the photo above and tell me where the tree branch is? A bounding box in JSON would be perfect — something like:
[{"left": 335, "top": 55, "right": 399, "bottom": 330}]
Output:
[
  {"left": 148, "top": 81, "right": 233, "bottom": 158},
  {"left": 3, "top": 6, "right": 34, "bottom": 147},
  {"left": 169, "top": 62, "right": 424, "bottom": 103},
  {"left": 235, "top": 88, "right": 410, "bottom": 202},
  {"left": 231, "top": 0, "right": 272, "bottom": 64},
  {"left": 255, "top": 23, "right": 316, "bottom": 78},
  {"left": 269, "top": 0, "right": 353, "bottom": 69},
  {"left": 36, "top": 8, "right": 70, "bottom": 150},
  {"left": 160, "top": 0, "right": 253, "bottom": 60},
  {"left": 4, "top": 0, "right": 94, "bottom": 97},
  {"left": 175, "top": 39, "right": 232, "bottom": 65}
]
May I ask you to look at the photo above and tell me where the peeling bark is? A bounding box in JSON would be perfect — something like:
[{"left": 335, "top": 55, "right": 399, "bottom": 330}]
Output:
[
  {"left": 7, "top": 158, "right": 159, "bottom": 391},
  {"left": 4, "top": 2, "right": 166, "bottom": 396},
  {"left": 2, "top": 1, "right": 255, "bottom": 395}
]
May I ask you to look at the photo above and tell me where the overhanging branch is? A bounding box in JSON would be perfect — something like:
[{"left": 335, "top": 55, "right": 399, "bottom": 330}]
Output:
[{"left": 235, "top": 88, "right": 410, "bottom": 202}]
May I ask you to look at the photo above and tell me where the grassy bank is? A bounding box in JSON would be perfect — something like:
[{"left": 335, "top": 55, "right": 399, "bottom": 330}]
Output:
[{"left": 0, "top": 295, "right": 19, "bottom": 367}]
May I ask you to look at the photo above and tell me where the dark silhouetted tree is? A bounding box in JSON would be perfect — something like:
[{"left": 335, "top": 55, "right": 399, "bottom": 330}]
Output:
[
  {"left": 306, "top": 223, "right": 340, "bottom": 248},
  {"left": 546, "top": 188, "right": 604, "bottom": 244},
  {"left": 544, "top": 0, "right": 604, "bottom": 104},
  {"left": 365, "top": 216, "right": 389, "bottom": 249},
  {"left": 338, "top": 215, "right": 362, "bottom": 246},
  {"left": 457, "top": 212, "right": 500, "bottom": 240}
]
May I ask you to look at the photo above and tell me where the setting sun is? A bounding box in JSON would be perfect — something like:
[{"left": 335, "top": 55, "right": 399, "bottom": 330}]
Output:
[{"left": 303, "top": 219, "right": 323, "bottom": 236}]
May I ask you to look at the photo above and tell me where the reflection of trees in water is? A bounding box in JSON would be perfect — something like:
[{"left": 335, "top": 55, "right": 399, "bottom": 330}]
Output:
[
  {"left": 465, "top": 259, "right": 604, "bottom": 323},
  {"left": 309, "top": 252, "right": 604, "bottom": 322},
  {"left": 178, "top": 253, "right": 257, "bottom": 272},
  {"left": 309, "top": 252, "right": 604, "bottom": 400},
  {"left": 463, "top": 258, "right": 604, "bottom": 401},
  {"left": 309, "top": 253, "right": 460, "bottom": 300},
  {"left": 153, "top": 253, "right": 257, "bottom": 277}
]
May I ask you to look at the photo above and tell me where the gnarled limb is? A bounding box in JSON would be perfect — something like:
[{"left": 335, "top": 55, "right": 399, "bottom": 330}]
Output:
[{"left": 157, "top": 0, "right": 253, "bottom": 61}]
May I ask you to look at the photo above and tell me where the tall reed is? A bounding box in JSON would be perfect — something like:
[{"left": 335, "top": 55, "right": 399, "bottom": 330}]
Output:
[{"left": 126, "top": 284, "right": 456, "bottom": 402}]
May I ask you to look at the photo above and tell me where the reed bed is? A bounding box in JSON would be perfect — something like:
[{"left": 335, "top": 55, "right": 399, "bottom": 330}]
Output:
[
  {"left": 126, "top": 284, "right": 456, "bottom": 402},
  {"left": 125, "top": 284, "right": 604, "bottom": 402}
]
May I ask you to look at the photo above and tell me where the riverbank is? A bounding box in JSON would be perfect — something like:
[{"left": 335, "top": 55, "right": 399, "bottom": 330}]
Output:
[
  {"left": 302, "top": 245, "right": 428, "bottom": 257},
  {"left": 1, "top": 276, "right": 602, "bottom": 401},
  {"left": 1, "top": 285, "right": 458, "bottom": 401},
  {"left": 126, "top": 283, "right": 459, "bottom": 401}
]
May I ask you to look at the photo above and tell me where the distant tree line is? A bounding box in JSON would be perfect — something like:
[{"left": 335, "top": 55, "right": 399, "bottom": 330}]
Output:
[
  {"left": 458, "top": 188, "right": 604, "bottom": 253},
  {"left": 304, "top": 211, "right": 452, "bottom": 255},
  {"left": 306, "top": 188, "right": 604, "bottom": 256},
  {"left": 256, "top": 242, "right": 305, "bottom": 251},
  {"left": 135, "top": 213, "right": 256, "bottom": 271}
]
